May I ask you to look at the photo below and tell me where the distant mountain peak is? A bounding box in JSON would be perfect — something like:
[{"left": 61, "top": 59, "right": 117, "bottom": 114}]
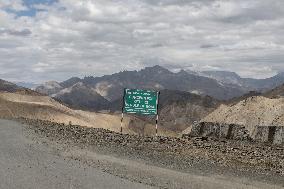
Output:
[
  {"left": 36, "top": 81, "right": 62, "bottom": 95},
  {"left": 177, "top": 69, "right": 191, "bottom": 76},
  {"left": 185, "top": 69, "right": 199, "bottom": 75},
  {"left": 202, "top": 70, "right": 241, "bottom": 78},
  {"left": 55, "top": 82, "right": 89, "bottom": 96},
  {"left": 72, "top": 81, "right": 84, "bottom": 87},
  {"left": 44, "top": 81, "right": 62, "bottom": 87},
  {"left": 199, "top": 70, "right": 242, "bottom": 86},
  {"left": 0, "top": 79, "right": 22, "bottom": 92},
  {"left": 0, "top": 79, "right": 15, "bottom": 86},
  {"left": 142, "top": 65, "right": 172, "bottom": 74},
  {"left": 60, "top": 77, "right": 81, "bottom": 88},
  {"left": 275, "top": 72, "right": 284, "bottom": 78}
]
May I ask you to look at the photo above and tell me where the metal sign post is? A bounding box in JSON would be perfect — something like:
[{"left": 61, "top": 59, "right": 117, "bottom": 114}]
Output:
[
  {"left": 121, "top": 88, "right": 126, "bottom": 134},
  {"left": 155, "top": 91, "right": 160, "bottom": 136}
]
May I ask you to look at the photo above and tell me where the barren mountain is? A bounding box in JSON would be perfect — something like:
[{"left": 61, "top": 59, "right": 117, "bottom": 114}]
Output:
[
  {"left": 0, "top": 79, "right": 23, "bottom": 92},
  {"left": 200, "top": 71, "right": 243, "bottom": 86},
  {"left": 34, "top": 66, "right": 236, "bottom": 133},
  {"left": 36, "top": 81, "right": 63, "bottom": 95},
  {"left": 60, "top": 77, "right": 81, "bottom": 88},
  {"left": 198, "top": 71, "right": 252, "bottom": 96},
  {"left": 243, "top": 72, "right": 284, "bottom": 91},
  {"left": 202, "top": 96, "right": 284, "bottom": 133},
  {"left": 0, "top": 79, "right": 41, "bottom": 96},
  {"left": 157, "top": 90, "right": 220, "bottom": 132},
  {"left": 199, "top": 70, "right": 284, "bottom": 92},
  {"left": 37, "top": 66, "right": 284, "bottom": 108},
  {"left": 16, "top": 82, "right": 39, "bottom": 89},
  {"left": 54, "top": 82, "right": 110, "bottom": 111},
  {"left": 84, "top": 65, "right": 245, "bottom": 100},
  {"left": 225, "top": 83, "right": 284, "bottom": 105},
  {"left": 36, "top": 65, "right": 246, "bottom": 101}
]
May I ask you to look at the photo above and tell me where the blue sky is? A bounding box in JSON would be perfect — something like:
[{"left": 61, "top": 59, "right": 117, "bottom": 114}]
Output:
[
  {"left": 9, "top": 0, "right": 57, "bottom": 17},
  {"left": 0, "top": 0, "right": 284, "bottom": 82}
]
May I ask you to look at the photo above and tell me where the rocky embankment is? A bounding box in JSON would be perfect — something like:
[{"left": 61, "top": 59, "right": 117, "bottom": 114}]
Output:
[
  {"left": 188, "top": 122, "right": 284, "bottom": 145},
  {"left": 19, "top": 118, "right": 284, "bottom": 181},
  {"left": 202, "top": 96, "right": 284, "bottom": 132}
]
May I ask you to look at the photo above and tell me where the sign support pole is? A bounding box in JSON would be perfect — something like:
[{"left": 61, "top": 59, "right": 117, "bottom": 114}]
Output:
[
  {"left": 120, "top": 113, "right": 123, "bottom": 133},
  {"left": 155, "top": 91, "right": 160, "bottom": 137},
  {"left": 155, "top": 114, "right": 158, "bottom": 136},
  {"left": 121, "top": 88, "right": 126, "bottom": 134}
]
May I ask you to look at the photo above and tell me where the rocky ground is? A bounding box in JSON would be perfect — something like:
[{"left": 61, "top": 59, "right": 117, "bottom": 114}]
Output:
[{"left": 18, "top": 118, "right": 284, "bottom": 187}]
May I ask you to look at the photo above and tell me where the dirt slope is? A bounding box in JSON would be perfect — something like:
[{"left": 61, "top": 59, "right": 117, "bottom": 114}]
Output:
[
  {"left": 0, "top": 92, "right": 134, "bottom": 133},
  {"left": 202, "top": 96, "right": 284, "bottom": 133},
  {"left": 0, "top": 92, "right": 175, "bottom": 136}
]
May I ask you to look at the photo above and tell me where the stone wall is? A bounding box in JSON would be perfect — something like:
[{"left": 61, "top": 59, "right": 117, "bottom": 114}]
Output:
[
  {"left": 254, "top": 126, "right": 284, "bottom": 145},
  {"left": 189, "top": 122, "right": 284, "bottom": 145}
]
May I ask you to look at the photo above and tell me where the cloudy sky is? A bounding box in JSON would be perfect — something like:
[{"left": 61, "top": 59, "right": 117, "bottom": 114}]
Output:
[{"left": 0, "top": 0, "right": 284, "bottom": 82}]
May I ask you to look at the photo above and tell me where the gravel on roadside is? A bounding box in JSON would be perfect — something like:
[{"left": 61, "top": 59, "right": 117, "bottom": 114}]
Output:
[{"left": 18, "top": 118, "right": 284, "bottom": 185}]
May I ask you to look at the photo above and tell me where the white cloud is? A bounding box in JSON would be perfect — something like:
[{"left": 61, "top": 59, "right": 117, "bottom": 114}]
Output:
[
  {"left": 0, "top": 0, "right": 284, "bottom": 82},
  {"left": 0, "top": 0, "right": 27, "bottom": 11}
]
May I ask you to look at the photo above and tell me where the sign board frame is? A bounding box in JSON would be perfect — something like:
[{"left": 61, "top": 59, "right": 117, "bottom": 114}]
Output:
[{"left": 122, "top": 88, "right": 159, "bottom": 115}]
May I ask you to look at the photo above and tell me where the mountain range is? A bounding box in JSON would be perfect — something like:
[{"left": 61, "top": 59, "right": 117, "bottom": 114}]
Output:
[
  {"left": 199, "top": 70, "right": 284, "bottom": 92},
  {"left": 35, "top": 65, "right": 284, "bottom": 109},
  {"left": 35, "top": 66, "right": 246, "bottom": 101}
]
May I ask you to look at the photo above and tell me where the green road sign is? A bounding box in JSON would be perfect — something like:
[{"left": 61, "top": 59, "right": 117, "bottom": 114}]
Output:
[{"left": 123, "top": 88, "right": 159, "bottom": 115}]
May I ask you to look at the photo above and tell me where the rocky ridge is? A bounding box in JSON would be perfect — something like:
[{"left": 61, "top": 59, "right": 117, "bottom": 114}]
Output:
[{"left": 0, "top": 79, "right": 40, "bottom": 96}]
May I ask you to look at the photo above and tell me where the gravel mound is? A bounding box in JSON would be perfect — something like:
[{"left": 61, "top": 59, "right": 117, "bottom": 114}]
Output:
[{"left": 19, "top": 118, "right": 284, "bottom": 180}]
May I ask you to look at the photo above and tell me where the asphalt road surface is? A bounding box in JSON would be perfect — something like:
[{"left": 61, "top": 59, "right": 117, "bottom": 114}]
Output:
[
  {"left": 0, "top": 119, "right": 283, "bottom": 189},
  {"left": 0, "top": 119, "right": 154, "bottom": 189}
]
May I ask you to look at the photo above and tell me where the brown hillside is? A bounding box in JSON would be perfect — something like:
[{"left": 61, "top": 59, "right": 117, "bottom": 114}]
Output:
[{"left": 0, "top": 92, "right": 174, "bottom": 136}]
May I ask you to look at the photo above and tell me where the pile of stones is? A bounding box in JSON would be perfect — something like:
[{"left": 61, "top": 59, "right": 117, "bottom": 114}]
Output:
[{"left": 19, "top": 118, "right": 284, "bottom": 176}]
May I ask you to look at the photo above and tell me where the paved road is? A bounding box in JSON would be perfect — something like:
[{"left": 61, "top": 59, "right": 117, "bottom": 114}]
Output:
[{"left": 0, "top": 119, "right": 154, "bottom": 189}]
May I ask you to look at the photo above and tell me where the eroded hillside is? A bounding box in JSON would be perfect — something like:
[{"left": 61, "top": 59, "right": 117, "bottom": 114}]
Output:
[
  {"left": 202, "top": 96, "right": 284, "bottom": 133},
  {"left": 0, "top": 92, "right": 154, "bottom": 135}
]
